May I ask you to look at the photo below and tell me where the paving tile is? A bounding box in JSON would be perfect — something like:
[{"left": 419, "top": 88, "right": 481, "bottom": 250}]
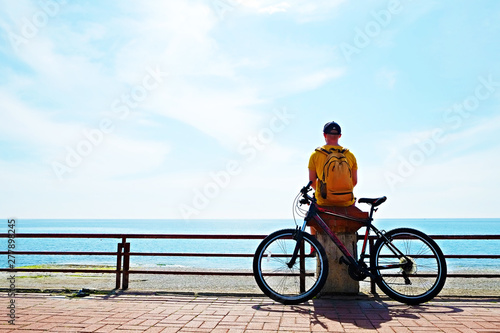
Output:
[
  {"left": 0, "top": 327, "right": 15, "bottom": 332},
  {"left": 94, "top": 324, "right": 121, "bottom": 333},
  {"left": 156, "top": 328, "right": 180, "bottom": 333},
  {"left": 142, "top": 328, "right": 166, "bottom": 333},
  {"left": 2, "top": 293, "right": 500, "bottom": 333},
  {"left": 16, "top": 322, "right": 61, "bottom": 330},
  {"left": 80, "top": 324, "right": 107, "bottom": 332},
  {"left": 49, "top": 324, "right": 89, "bottom": 332}
]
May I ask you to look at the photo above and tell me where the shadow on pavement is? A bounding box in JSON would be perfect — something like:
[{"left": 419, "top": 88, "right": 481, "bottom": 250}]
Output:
[{"left": 253, "top": 296, "right": 466, "bottom": 330}]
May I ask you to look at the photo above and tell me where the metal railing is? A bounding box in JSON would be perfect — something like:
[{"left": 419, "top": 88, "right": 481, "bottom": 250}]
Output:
[{"left": 1, "top": 233, "right": 499, "bottom": 291}]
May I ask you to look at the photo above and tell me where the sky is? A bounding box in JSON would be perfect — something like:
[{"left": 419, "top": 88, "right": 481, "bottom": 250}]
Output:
[{"left": 0, "top": 0, "right": 499, "bottom": 220}]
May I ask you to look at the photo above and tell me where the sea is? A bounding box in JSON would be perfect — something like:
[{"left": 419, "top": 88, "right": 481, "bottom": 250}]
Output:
[{"left": 2, "top": 218, "right": 499, "bottom": 273}]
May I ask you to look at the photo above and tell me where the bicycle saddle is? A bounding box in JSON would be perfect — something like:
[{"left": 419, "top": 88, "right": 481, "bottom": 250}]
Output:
[{"left": 358, "top": 196, "right": 387, "bottom": 207}]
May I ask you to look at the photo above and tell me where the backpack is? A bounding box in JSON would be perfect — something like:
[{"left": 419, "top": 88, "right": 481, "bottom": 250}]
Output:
[{"left": 315, "top": 147, "right": 354, "bottom": 204}]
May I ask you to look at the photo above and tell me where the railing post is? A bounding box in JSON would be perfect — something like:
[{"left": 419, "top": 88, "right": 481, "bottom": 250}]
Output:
[
  {"left": 115, "top": 242, "right": 123, "bottom": 289},
  {"left": 122, "top": 238, "right": 130, "bottom": 290},
  {"left": 369, "top": 238, "right": 377, "bottom": 295},
  {"left": 299, "top": 239, "right": 305, "bottom": 293}
]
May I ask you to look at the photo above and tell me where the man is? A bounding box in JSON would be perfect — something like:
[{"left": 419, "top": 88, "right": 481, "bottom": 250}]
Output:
[
  {"left": 308, "top": 121, "right": 358, "bottom": 207},
  {"left": 308, "top": 122, "right": 366, "bottom": 294}
]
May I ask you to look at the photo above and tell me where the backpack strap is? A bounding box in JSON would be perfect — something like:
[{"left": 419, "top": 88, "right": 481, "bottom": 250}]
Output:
[
  {"left": 315, "top": 147, "right": 330, "bottom": 156},
  {"left": 315, "top": 147, "right": 348, "bottom": 155}
]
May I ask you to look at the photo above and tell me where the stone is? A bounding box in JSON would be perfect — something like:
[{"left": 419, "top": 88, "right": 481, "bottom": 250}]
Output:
[{"left": 312, "top": 205, "right": 369, "bottom": 294}]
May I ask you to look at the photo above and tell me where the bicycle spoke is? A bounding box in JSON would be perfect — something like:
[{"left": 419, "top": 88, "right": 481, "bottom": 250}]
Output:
[
  {"left": 372, "top": 228, "right": 446, "bottom": 304},
  {"left": 253, "top": 229, "right": 328, "bottom": 304}
]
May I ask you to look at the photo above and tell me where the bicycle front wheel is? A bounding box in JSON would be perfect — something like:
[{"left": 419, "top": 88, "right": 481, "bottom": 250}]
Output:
[
  {"left": 371, "top": 228, "right": 447, "bottom": 305},
  {"left": 253, "top": 229, "right": 328, "bottom": 305}
]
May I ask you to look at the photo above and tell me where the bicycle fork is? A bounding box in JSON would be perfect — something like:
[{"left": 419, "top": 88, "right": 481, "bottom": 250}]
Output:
[
  {"left": 285, "top": 228, "right": 308, "bottom": 293},
  {"left": 287, "top": 227, "right": 304, "bottom": 269}
]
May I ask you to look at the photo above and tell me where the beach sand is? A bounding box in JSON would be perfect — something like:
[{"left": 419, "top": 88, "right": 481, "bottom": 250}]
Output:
[{"left": 2, "top": 266, "right": 499, "bottom": 297}]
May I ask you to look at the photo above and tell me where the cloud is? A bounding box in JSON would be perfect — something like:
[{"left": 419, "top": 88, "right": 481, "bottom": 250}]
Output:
[
  {"left": 381, "top": 113, "right": 500, "bottom": 165},
  {"left": 95, "top": 1, "right": 265, "bottom": 144},
  {"left": 145, "top": 81, "right": 263, "bottom": 147},
  {"left": 387, "top": 145, "right": 500, "bottom": 218},
  {"left": 0, "top": 0, "right": 356, "bottom": 219},
  {"left": 50, "top": 134, "right": 171, "bottom": 181},
  {"left": 259, "top": 2, "right": 291, "bottom": 14},
  {"left": 441, "top": 114, "right": 500, "bottom": 152},
  {"left": 239, "top": 0, "right": 346, "bottom": 21},
  {"left": 374, "top": 114, "right": 500, "bottom": 216},
  {"left": 276, "top": 67, "right": 346, "bottom": 95},
  {"left": 175, "top": 140, "right": 307, "bottom": 219},
  {"left": 100, "top": 0, "right": 346, "bottom": 145},
  {"left": 0, "top": 159, "right": 182, "bottom": 218},
  {"left": 0, "top": 90, "right": 171, "bottom": 183},
  {"left": 0, "top": 91, "right": 80, "bottom": 150}
]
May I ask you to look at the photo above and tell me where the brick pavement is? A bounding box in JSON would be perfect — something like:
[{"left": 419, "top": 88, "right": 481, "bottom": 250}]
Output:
[{"left": 1, "top": 293, "right": 499, "bottom": 332}]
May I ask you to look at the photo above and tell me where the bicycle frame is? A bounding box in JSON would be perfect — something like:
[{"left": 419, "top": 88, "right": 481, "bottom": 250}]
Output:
[
  {"left": 291, "top": 190, "right": 410, "bottom": 278},
  {"left": 306, "top": 205, "right": 369, "bottom": 267},
  {"left": 254, "top": 183, "right": 447, "bottom": 305}
]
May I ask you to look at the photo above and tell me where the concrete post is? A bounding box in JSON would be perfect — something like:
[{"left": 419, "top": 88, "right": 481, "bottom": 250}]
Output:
[{"left": 312, "top": 205, "right": 368, "bottom": 295}]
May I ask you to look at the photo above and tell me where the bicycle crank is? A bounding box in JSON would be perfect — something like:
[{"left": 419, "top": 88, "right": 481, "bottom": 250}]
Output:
[{"left": 348, "top": 265, "right": 367, "bottom": 281}]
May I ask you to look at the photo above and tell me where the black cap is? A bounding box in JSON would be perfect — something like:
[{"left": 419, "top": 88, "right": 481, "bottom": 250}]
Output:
[{"left": 323, "top": 121, "right": 341, "bottom": 135}]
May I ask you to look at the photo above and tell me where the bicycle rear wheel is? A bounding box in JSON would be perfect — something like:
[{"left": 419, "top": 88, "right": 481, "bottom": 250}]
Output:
[
  {"left": 253, "top": 229, "right": 328, "bottom": 305},
  {"left": 371, "top": 228, "right": 447, "bottom": 305}
]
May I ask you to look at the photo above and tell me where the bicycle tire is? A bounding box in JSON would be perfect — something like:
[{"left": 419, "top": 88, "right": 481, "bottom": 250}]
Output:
[
  {"left": 253, "top": 229, "right": 328, "bottom": 305},
  {"left": 371, "top": 228, "right": 447, "bottom": 305}
]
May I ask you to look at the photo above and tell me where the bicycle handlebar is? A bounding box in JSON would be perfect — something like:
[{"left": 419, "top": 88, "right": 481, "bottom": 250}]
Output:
[
  {"left": 299, "top": 181, "right": 315, "bottom": 205},
  {"left": 301, "top": 181, "right": 313, "bottom": 194}
]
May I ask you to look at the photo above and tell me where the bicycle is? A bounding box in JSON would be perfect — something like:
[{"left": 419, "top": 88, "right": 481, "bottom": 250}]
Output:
[{"left": 253, "top": 181, "right": 447, "bottom": 305}]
